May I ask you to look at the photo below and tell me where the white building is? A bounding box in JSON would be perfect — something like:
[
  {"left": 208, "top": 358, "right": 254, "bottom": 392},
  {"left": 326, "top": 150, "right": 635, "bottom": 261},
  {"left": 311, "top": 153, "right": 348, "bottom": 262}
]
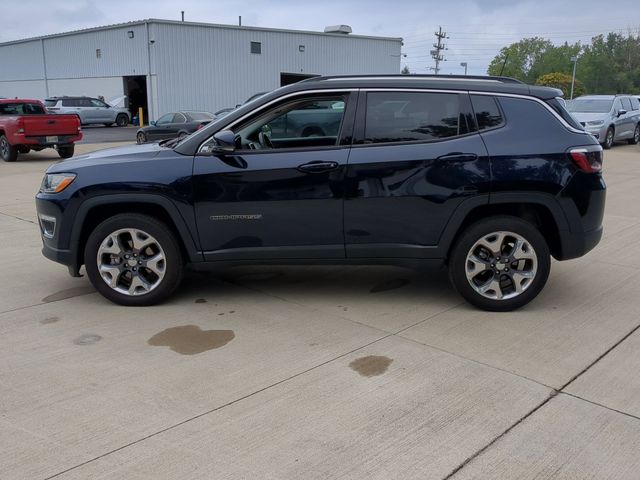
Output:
[{"left": 0, "top": 19, "right": 402, "bottom": 120}]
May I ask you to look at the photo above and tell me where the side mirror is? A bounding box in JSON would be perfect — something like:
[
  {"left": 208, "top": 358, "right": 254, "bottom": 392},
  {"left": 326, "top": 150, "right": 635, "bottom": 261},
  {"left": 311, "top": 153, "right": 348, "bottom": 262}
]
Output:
[
  {"left": 212, "top": 130, "right": 236, "bottom": 153},
  {"left": 618, "top": 109, "right": 627, "bottom": 117},
  {"left": 150, "top": 121, "right": 156, "bottom": 126}
]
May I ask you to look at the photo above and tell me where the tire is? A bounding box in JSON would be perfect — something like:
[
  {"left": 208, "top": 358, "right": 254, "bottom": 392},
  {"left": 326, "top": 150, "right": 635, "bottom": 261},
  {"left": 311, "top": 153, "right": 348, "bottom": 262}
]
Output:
[
  {"left": 136, "top": 131, "right": 147, "bottom": 144},
  {"left": 84, "top": 214, "right": 184, "bottom": 306},
  {"left": 628, "top": 124, "right": 640, "bottom": 145},
  {"left": 603, "top": 127, "right": 614, "bottom": 149},
  {"left": 0, "top": 135, "right": 18, "bottom": 162},
  {"left": 448, "top": 215, "right": 551, "bottom": 312},
  {"left": 57, "top": 144, "right": 75, "bottom": 159},
  {"left": 116, "top": 114, "right": 129, "bottom": 127}
]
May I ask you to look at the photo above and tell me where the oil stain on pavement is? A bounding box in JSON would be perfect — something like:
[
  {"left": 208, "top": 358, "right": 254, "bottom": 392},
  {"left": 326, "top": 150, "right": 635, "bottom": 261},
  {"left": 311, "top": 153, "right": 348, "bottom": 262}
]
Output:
[
  {"left": 73, "top": 334, "right": 102, "bottom": 345},
  {"left": 40, "top": 316, "right": 60, "bottom": 325},
  {"left": 42, "top": 285, "right": 96, "bottom": 303},
  {"left": 349, "top": 355, "right": 393, "bottom": 377},
  {"left": 148, "top": 325, "right": 235, "bottom": 355}
]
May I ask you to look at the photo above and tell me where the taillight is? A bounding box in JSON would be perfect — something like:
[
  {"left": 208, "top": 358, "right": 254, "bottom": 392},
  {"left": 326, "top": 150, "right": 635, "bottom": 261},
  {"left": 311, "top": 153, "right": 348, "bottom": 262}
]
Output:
[{"left": 569, "top": 145, "right": 603, "bottom": 173}]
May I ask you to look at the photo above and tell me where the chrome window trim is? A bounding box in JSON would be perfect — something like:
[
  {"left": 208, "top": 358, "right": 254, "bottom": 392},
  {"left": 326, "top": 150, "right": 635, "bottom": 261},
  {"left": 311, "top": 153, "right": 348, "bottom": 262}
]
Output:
[
  {"left": 198, "top": 88, "right": 357, "bottom": 153},
  {"left": 469, "top": 91, "right": 587, "bottom": 134}
]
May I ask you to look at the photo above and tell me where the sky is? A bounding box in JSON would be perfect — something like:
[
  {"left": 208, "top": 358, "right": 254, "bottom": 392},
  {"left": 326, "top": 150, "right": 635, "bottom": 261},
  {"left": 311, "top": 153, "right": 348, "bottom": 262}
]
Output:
[{"left": 1, "top": 0, "right": 639, "bottom": 75}]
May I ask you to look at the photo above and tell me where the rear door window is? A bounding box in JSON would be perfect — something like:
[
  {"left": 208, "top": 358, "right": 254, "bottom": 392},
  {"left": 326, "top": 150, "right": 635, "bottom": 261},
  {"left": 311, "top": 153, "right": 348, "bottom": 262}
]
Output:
[
  {"left": 470, "top": 95, "right": 505, "bottom": 130},
  {"left": 364, "top": 92, "right": 469, "bottom": 144},
  {"left": 630, "top": 97, "right": 640, "bottom": 110}
]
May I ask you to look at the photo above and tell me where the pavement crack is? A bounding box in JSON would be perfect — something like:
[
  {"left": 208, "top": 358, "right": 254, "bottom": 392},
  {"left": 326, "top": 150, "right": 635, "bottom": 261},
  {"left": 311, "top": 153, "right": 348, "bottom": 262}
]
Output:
[
  {"left": 560, "top": 392, "right": 640, "bottom": 423},
  {"left": 442, "top": 391, "right": 556, "bottom": 480},
  {"left": 0, "top": 210, "right": 36, "bottom": 225},
  {"left": 558, "top": 320, "right": 640, "bottom": 392}
]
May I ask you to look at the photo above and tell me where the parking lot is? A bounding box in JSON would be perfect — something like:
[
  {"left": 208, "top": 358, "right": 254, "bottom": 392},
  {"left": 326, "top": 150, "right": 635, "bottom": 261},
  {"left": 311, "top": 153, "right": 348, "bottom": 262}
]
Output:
[{"left": 1, "top": 142, "right": 639, "bottom": 479}]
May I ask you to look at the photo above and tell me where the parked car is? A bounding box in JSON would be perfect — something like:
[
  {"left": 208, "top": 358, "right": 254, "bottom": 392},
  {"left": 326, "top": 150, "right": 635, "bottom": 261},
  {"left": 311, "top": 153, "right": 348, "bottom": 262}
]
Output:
[
  {"left": 0, "top": 99, "right": 82, "bottom": 161},
  {"left": 566, "top": 95, "right": 640, "bottom": 148},
  {"left": 35, "top": 74, "right": 605, "bottom": 311},
  {"left": 136, "top": 111, "right": 215, "bottom": 144},
  {"left": 45, "top": 96, "right": 130, "bottom": 127}
]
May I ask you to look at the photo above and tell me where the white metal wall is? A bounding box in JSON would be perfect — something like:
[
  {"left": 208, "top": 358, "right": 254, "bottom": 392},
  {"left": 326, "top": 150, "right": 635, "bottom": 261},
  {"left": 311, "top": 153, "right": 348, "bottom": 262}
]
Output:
[
  {"left": 0, "top": 21, "right": 401, "bottom": 120},
  {"left": 151, "top": 22, "right": 402, "bottom": 115}
]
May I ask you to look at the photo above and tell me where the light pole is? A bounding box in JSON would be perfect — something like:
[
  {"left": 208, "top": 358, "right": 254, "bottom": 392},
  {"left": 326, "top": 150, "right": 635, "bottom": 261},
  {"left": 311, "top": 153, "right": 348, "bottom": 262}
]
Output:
[
  {"left": 570, "top": 56, "right": 578, "bottom": 100},
  {"left": 460, "top": 62, "right": 468, "bottom": 75}
]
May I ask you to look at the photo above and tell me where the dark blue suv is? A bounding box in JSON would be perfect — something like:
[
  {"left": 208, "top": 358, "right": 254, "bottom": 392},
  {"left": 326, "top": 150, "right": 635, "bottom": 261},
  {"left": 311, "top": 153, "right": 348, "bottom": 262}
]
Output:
[{"left": 35, "top": 75, "right": 605, "bottom": 311}]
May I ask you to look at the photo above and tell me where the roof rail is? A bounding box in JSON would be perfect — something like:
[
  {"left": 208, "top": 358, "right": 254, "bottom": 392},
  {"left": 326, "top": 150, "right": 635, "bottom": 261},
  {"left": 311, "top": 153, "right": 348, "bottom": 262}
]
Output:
[{"left": 302, "top": 74, "right": 524, "bottom": 84}]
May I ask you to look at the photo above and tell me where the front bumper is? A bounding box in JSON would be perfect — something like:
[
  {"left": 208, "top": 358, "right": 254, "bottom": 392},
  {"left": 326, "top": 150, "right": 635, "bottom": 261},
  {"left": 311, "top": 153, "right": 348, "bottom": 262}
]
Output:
[{"left": 36, "top": 195, "right": 81, "bottom": 275}]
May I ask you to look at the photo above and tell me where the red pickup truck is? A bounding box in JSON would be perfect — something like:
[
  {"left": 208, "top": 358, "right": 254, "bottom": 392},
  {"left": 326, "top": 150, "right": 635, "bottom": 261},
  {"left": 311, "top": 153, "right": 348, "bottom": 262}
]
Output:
[{"left": 0, "top": 99, "right": 82, "bottom": 162}]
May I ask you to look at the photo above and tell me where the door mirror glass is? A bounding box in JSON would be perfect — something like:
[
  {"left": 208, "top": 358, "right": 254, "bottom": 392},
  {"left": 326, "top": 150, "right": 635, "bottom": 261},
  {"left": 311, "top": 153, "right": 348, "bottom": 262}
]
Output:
[{"left": 150, "top": 120, "right": 156, "bottom": 126}]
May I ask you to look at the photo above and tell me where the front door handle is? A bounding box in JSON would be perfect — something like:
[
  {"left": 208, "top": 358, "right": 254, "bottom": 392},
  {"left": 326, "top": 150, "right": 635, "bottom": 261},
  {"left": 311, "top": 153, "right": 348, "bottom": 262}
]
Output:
[
  {"left": 436, "top": 152, "right": 478, "bottom": 162},
  {"left": 298, "top": 161, "right": 339, "bottom": 173}
]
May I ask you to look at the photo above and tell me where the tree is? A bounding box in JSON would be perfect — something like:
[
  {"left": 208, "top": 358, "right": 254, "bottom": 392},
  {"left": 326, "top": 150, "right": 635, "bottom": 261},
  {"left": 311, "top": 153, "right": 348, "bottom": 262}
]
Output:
[
  {"left": 487, "top": 37, "right": 554, "bottom": 82},
  {"left": 401, "top": 65, "right": 410, "bottom": 75},
  {"left": 488, "top": 31, "right": 640, "bottom": 94},
  {"left": 535, "top": 72, "right": 586, "bottom": 98}
]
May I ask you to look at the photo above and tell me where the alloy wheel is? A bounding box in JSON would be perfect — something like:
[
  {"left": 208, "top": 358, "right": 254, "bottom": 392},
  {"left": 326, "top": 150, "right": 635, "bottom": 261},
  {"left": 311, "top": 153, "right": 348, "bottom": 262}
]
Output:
[
  {"left": 96, "top": 228, "right": 166, "bottom": 296},
  {"left": 465, "top": 231, "right": 538, "bottom": 300}
]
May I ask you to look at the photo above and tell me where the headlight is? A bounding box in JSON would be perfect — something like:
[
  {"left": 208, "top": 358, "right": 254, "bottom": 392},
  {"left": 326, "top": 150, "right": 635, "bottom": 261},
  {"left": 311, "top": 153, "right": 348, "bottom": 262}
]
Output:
[
  {"left": 586, "top": 120, "right": 605, "bottom": 126},
  {"left": 40, "top": 173, "right": 76, "bottom": 193}
]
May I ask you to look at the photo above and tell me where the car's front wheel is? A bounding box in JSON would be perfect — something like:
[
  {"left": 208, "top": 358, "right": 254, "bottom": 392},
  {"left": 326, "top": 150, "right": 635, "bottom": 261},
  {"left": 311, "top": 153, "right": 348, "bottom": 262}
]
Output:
[
  {"left": 136, "top": 132, "right": 147, "bottom": 144},
  {"left": 449, "top": 216, "right": 550, "bottom": 311},
  {"left": 116, "top": 114, "right": 129, "bottom": 127},
  {"left": 603, "top": 127, "right": 614, "bottom": 149},
  {"left": 84, "top": 214, "right": 184, "bottom": 306}
]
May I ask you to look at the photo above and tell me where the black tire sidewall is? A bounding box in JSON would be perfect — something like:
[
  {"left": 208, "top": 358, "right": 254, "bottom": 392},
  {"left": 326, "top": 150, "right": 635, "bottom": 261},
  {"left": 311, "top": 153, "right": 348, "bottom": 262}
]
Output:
[
  {"left": 603, "top": 128, "right": 614, "bottom": 149},
  {"left": 57, "top": 145, "right": 75, "bottom": 159},
  {"left": 449, "top": 216, "right": 551, "bottom": 312},
  {"left": 0, "top": 135, "right": 17, "bottom": 162},
  {"left": 84, "top": 214, "right": 183, "bottom": 306},
  {"left": 137, "top": 132, "right": 146, "bottom": 144},
  {"left": 116, "top": 114, "right": 128, "bottom": 127}
]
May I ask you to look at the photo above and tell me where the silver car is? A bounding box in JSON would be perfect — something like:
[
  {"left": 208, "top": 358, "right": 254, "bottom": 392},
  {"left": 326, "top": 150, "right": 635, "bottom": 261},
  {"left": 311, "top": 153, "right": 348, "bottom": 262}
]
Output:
[
  {"left": 567, "top": 95, "right": 640, "bottom": 149},
  {"left": 45, "top": 96, "right": 130, "bottom": 127}
]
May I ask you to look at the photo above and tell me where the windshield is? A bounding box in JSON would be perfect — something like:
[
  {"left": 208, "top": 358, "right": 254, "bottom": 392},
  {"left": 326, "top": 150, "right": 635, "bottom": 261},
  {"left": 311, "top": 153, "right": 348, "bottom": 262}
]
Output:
[{"left": 567, "top": 99, "right": 613, "bottom": 113}]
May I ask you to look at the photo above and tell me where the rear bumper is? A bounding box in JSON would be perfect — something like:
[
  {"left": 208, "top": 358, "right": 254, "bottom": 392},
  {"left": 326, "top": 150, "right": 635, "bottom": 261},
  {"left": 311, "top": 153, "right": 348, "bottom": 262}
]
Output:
[
  {"left": 557, "top": 225, "right": 603, "bottom": 260},
  {"left": 13, "top": 133, "right": 82, "bottom": 146}
]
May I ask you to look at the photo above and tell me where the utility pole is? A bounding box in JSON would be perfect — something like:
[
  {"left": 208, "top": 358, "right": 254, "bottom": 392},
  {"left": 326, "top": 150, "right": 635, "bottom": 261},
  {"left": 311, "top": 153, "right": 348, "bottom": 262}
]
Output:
[{"left": 429, "top": 26, "right": 447, "bottom": 75}]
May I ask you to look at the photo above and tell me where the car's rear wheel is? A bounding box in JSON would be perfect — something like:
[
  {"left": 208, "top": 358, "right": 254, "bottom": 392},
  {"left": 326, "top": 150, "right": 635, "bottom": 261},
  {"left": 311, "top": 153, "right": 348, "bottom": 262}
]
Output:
[
  {"left": 0, "top": 135, "right": 18, "bottom": 162},
  {"left": 603, "top": 127, "right": 614, "bottom": 149},
  {"left": 628, "top": 124, "right": 640, "bottom": 145},
  {"left": 116, "top": 114, "right": 129, "bottom": 127},
  {"left": 57, "top": 144, "right": 75, "bottom": 159},
  {"left": 84, "top": 214, "right": 184, "bottom": 306},
  {"left": 136, "top": 132, "right": 147, "bottom": 144},
  {"left": 449, "top": 216, "right": 550, "bottom": 311}
]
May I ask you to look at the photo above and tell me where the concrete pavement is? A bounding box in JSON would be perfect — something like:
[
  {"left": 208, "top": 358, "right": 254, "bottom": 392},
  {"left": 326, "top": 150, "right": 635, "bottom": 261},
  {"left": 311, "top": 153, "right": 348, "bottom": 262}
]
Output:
[{"left": 1, "top": 142, "right": 639, "bottom": 479}]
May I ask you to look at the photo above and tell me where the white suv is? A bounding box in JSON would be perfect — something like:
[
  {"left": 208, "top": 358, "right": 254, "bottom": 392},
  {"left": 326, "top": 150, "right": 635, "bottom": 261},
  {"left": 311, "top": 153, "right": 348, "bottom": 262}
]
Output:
[{"left": 45, "top": 96, "right": 130, "bottom": 127}]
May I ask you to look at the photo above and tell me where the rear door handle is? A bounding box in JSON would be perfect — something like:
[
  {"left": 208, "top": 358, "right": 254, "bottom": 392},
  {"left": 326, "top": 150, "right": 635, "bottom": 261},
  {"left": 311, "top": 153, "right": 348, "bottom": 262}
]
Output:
[
  {"left": 436, "top": 152, "right": 478, "bottom": 162},
  {"left": 298, "top": 161, "right": 339, "bottom": 173}
]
